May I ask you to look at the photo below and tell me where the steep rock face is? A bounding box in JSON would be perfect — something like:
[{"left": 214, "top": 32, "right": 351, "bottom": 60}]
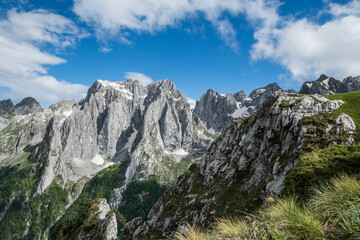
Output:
[
  {"left": 123, "top": 93, "right": 356, "bottom": 239},
  {"left": 300, "top": 74, "right": 348, "bottom": 95},
  {"left": 54, "top": 198, "right": 117, "bottom": 240},
  {"left": 194, "top": 83, "right": 296, "bottom": 133},
  {"left": 193, "top": 89, "right": 238, "bottom": 133},
  {"left": 343, "top": 76, "right": 360, "bottom": 92},
  {"left": 35, "top": 79, "right": 206, "bottom": 198},
  {"left": 233, "top": 90, "right": 246, "bottom": 102}
]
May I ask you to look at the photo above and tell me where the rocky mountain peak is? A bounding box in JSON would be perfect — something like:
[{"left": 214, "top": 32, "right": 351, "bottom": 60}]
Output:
[
  {"left": 156, "top": 78, "right": 175, "bottom": 89},
  {"left": 194, "top": 83, "right": 297, "bottom": 133},
  {"left": 14, "top": 97, "right": 42, "bottom": 115},
  {"left": 193, "top": 89, "right": 238, "bottom": 132},
  {"left": 343, "top": 75, "right": 360, "bottom": 92},
  {"left": 299, "top": 74, "right": 348, "bottom": 95},
  {"left": 0, "top": 99, "right": 14, "bottom": 115},
  {"left": 248, "top": 82, "right": 280, "bottom": 99},
  {"left": 86, "top": 79, "right": 146, "bottom": 101},
  {"left": 318, "top": 74, "right": 329, "bottom": 81},
  {"left": 234, "top": 90, "right": 246, "bottom": 102}
]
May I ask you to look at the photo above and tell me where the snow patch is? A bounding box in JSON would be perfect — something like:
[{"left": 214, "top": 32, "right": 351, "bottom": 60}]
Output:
[
  {"left": 91, "top": 154, "right": 105, "bottom": 165},
  {"left": 166, "top": 148, "right": 189, "bottom": 156},
  {"left": 305, "top": 82, "right": 313, "bottom": 88},
  {"left": 97, "top": 80, "right": 134, "bottom": 100},
  {"left": 62, "top": 110, "right": 72, "bottom": 117},
  {"left": 321, "top": 78, "right": 330, "bottom": 88},
  {"left": 230, "top": 105, "right": 249, "bottom": 118}
]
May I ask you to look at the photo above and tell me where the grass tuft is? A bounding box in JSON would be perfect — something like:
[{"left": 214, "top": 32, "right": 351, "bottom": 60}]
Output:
[
  {"left": 173, "top": 224, "right": 210, "bottom": 240},
  {"left": 267, "top": 197, "right": 324, "bottom": 239},
  {"left": 172, "top": 175, "right": 360, "bottom": 240}
]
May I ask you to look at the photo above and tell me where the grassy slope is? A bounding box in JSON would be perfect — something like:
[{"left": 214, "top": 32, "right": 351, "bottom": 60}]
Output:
[
  {"left": 283, "top": 144, "right": 360, "bottom": 197},
  {"left": 175, "top": 175, "right": 360, "bottom": 240},
  {"left": 325, "top": 91, "right": 360, "bottom": 141}
]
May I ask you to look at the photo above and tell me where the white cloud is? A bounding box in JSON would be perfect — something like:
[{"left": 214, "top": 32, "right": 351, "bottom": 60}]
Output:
[
  {"left": 100, "top": 46, "right": 112, "bottom": 53},
  {"left": 329, "top": 0, "right": 360, "bottom": 17},
  {"left": 251, "top": 0, "right": 360, "bottom": 81},
  {"left": 124, "top": 72, "right": 153, "bottom": 86},
  {"left": 73, "top": 0, "right": 280, "bottom": 50},
  {"left": 187, "top": 97, "right": 197, "bottom": 110},
  {"left": 0, "top": 9, "right": 88, "bottom": 106}
]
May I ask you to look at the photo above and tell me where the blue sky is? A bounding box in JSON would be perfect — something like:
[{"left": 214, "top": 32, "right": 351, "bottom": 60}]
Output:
[{"left": 0, "top": 0, "right": 359, "bottom": 107}]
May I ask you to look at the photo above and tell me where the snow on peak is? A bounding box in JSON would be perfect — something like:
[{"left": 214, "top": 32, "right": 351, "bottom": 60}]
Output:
[{"left": 96, "top": 80, "right": 134, "bottom": 100}]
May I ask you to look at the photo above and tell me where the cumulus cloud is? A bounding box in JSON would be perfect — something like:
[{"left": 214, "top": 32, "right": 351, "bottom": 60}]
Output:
[
  {"left": 0, "top": 9, "right": 88, "bottom": 106},
  {"left": 329, "top": 0, "right": 360, "bottom": 17},
  {"left": 73, "top": 0, "right": 280, "bottom": 50},
  {"left": 251, "top": 0, "right": 360, "bottom": 81},
  {"left": 124, "top": 72, "right": 153, "bottom": 86},
  {"left": 187, "top": 97, "right": 197, "bottom": 110}
]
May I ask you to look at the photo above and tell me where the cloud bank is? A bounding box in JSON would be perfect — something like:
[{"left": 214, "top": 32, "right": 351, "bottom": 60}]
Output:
[
  {"left": 73, "top": 0, "right": 280, "bottom": 50},
  {"left": 252, "top": 0, "right": 360, "bottom": 80},
  {"left": 0, "top": 9, "right": 88, "bottom": 106}
]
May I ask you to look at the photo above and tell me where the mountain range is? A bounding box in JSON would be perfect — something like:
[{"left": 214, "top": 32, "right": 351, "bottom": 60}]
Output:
[{"left": 0, "top": 74, "right": 359, "bottom": 239}]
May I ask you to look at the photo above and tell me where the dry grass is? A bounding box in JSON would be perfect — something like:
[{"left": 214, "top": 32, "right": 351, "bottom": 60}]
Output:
[
  {"left": 172, "top": 175, "right": 360, "bottom": 240},
  {"left": 173, "top": 224, "right": 210, "bottom": 240},
  {"left": 213, "top": 218, "right": 252, "bottom": 239}
]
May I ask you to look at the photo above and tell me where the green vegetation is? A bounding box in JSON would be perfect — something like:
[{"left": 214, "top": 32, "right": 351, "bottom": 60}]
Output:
[
  {"left": 54, "top": 162, "right": 127, "bottom": 224},
  {"left": 174, "top": 175, "right": 360, "bottom": 240},
  {"left": 51, "top": 162, "right": 127, "bottom": 239},
  {"left": 283, "top": 144, "right": 360, "bottom": 197},
  {"left": 325, "top": 91, "right": 360, "bottom": 141},
  {"left": 52, "top": 160, "right": 167, "bottom": 238},
  {"left": 119, "top": 179, "right": 167, "bottom": 221},
  {"left": 299, "top": 112, "right": 347, "bottom": 151},
  {"left": 156, "top": 153, "right": 203, "bottom": 183},
  {"left": 51, "top": 199, "right": 108, "bottom": 240},
  {"left": 0, "top": 156, "right": 69, "bottom": 240},
  {"left": 202, "top": 129, "right": 218, "bottom": 140},
  {"left": 0, "top": 120, "right": 29, "bottom": 154},
  {"left": 279, "top": 101, "right": 290, "bottom": 109}
]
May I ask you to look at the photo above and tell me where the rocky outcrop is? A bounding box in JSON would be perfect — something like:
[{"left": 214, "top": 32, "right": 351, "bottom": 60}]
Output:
[
  {"left": 343, "top": 76, "right": 360, "bottom": 92},
  {"left": 194, "top": 83, "right": 296, "bottom": 133},
  {"left": 54, "top": 198, "right": 118, "bottom": 240},
  {"left": 122, "top": 93, "right": 356, "bottom": 239}
]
